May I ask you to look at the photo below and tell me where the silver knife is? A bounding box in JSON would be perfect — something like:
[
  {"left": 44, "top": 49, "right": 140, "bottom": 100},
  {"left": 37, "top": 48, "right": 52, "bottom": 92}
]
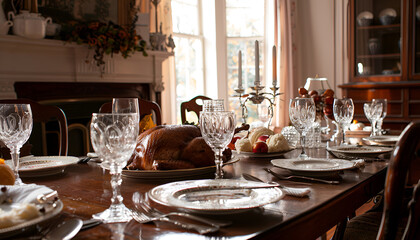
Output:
[{"left": 43, "top": 218, "right": 83, "bottom": 240}]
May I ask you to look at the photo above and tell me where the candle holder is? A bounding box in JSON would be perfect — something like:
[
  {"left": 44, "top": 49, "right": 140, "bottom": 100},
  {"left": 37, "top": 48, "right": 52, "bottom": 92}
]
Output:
[{"left": 233, "top": 85, "right": 282, "bottom": 125}]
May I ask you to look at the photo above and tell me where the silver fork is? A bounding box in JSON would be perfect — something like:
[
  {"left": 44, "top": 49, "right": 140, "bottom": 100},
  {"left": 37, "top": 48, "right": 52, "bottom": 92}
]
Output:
[
  {"left": 132, "top": 192, "right": 231, "bottom": 227},
  {"left": 242, "top": 173, "right": 311, "bottom": 198},
  {"left": 131, "top": 193, "right": 219, "bottom": 234},
  {"left": 264, "top": 168, "right": 340, "bottom": 184}
]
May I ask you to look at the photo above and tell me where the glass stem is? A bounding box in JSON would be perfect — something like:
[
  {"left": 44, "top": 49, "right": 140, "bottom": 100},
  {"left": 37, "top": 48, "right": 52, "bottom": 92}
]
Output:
[
  {"left": 372, "top": 120, "right": 377, "bottom": 136},
  {"left": 300, "top": 133, "right": 306, "bottom": 157},
  {"left": 342, "top": 125, "right": 346, "bottom": 144},
  {"left": 214, "top": 148, "right": 224, "bottom": 179},
  {"left": 109, "top": 163, "right": 123, "bottom": 206},
  {"left": 10, "top": 147, "right": 22, "bottom": 185}
]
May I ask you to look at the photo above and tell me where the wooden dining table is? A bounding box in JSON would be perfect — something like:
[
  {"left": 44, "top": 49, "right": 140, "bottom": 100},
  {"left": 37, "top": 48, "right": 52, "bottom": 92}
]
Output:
[{"left": 18, "top": 146, "right": 389, "bottom": 240}]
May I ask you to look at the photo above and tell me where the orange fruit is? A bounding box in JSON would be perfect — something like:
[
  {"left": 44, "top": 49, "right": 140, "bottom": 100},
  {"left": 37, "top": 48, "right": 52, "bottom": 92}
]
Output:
[{"left": 0, "top": 159, "right": 15, "bottom": 185}]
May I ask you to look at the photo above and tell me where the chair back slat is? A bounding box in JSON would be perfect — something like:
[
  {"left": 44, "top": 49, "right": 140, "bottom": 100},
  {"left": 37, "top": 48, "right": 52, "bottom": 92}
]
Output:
[{"left": 180, "top": 95, "right": 211, "bottom": 124}]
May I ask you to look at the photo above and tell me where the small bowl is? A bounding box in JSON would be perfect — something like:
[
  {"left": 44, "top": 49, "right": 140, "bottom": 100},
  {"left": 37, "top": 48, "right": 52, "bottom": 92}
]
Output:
[
  {"left": 357, "top": 11, "right": 374, "bottom": 27},
  {"left": 379, "top": 15, "right": 396, "bottom": 25}
]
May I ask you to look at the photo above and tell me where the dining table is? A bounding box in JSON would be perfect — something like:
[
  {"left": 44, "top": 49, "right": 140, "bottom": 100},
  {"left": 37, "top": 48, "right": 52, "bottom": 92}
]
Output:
[{"left": 13, "top": 143, "right": 390, "bottom": 240}]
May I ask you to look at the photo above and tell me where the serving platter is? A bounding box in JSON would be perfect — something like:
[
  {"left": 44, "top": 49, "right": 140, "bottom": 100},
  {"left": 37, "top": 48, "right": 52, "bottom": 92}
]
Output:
[
  {"left": 121, "top": 157, "right": 239, "bottom": 180},
  {"left": 233, "top": 148, "right": 294, "bottom": 158},
  {"left": 5, "top": 156, "right": 79, "bottom": 177},
  {"left": 149, "top": 179, "right": 284, "bottom": 214},
  {"left": 271, "top": 158, "right": 355, "bottom": 177}
]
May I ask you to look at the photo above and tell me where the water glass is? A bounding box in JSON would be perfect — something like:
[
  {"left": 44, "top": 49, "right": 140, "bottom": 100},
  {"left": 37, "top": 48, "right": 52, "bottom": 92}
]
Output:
[
  {"left": 0, "top": 104, "right": 33, "bottom": 185},
  {"left": 90, "top": 113, "right": 139, "bottom": 223},
  {"left": 281, "top": 126, "right": 299, "bottom": 148},
  {"left": 289, "top": 98, "right": 316, "bottom": 159},
  {"left": 372, "top": 98, "right": 387, "bottom": 135},
  {"left": 364, "top": 101, "right": 383, "bottom": 137},
  {"left": 199, "top": 111, "right": 235, "bottom": 179},
  {"left": 112, "top": 98, "right": 140, "bottom": 122},
  {"left": 258, "top": 100, "right": 272, "bottom": 127},
  {"left": 333, "top": 98, "right": 354, "bottom": 145}
]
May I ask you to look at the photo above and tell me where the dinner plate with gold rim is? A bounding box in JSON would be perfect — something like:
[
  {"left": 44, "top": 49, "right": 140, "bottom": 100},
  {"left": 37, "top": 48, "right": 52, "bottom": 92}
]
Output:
[
  {"left": 121, "top": 157, "right": 239, "bottom": 180},
  {"left": 271, "top": 158, "right": 355, "bottom": 177},
  {"left": 148, "top": 179, "right": 284, "bottom": 214},
  {"left": 326, "top": 145, "right": 393, "bottom": 158},
  {"left": 363, "top": 135, "right": 400, "bottom": 145},
  {"left": 5, "top": 156, "right": 79, "bottom": 177}
]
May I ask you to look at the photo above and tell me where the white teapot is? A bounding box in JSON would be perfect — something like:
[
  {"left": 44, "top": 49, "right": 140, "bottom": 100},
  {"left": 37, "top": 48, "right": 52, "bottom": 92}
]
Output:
[
  {"left": 8, "top": 10, "right": 52, "bottom": 39},
  {"left": 0, "top": 0, "right": 13, "bottom": 35}
]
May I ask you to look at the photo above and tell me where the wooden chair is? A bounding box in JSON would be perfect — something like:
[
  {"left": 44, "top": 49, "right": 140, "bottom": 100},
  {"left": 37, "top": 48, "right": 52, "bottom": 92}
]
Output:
[
  {"left": 180, "top": 95, "right": 211, "bottom": 124},
  {"left": 342, "top": 121, "right": 420, "bottom": 240},
  {"left": 99, "top": 99, "right": 162, "bottom": 125},
  {"left": 0, "top": 99, "right": 68, "bottom": 156}
]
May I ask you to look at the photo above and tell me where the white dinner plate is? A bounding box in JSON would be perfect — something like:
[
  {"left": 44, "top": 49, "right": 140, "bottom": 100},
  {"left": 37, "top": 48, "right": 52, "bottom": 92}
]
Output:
[
  {"left": 121, "top": 157, "right": 239, "bottom": 180},
  {"left": 5, "top": 156, "right": 79, "bottom": 177},
  {"left": 326, "top": 145, "right": 393, "bottom": 158},
  {"left": 363, "top": 135, "right": 400, "bottom": 145},
  {"left": 271, "top": 158, "right": 355, "bottom": 177},
  {"left": 0, "top": 200, "right": 63, "bottom": 239},
  {"left": 149, "top": 179, "right": 284, "bottom": 215},
  {"left": 233, "top": 148, "right": 294, "bottom": 158}
]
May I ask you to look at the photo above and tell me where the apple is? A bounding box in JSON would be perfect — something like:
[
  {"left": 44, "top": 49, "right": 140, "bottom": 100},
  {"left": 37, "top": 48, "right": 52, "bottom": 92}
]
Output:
[
  {"left": 298, "top": 87, "right": 308, "bottom": 96},
  {"left": 252, "top": 141, "right": 268, "bottom": 153},
  {"left": 309, "top": 90, "right": 318, "bottom": 96},
  {"left": 257, "top": 135, "right": 270, "bottom": 142}
]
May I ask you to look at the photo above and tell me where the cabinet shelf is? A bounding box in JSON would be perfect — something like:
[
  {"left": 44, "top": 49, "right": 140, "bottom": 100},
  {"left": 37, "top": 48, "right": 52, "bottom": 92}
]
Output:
[
  {"left": 357, "top": 53, "right": 400, "bottom": 59},
  {"left": 357, "top": 24, "right": 400, "bottom": 31}
]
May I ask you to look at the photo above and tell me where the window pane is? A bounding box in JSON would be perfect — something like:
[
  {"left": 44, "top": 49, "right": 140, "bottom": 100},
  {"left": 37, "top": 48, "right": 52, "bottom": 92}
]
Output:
[
  {"left": 174, "top": 36, "right": 204, "bottom": 123},
  {"left": 172, "top": 0, "right": 199, "bottom": 35},
  {"left": 227, "top": 39, "right": 264, "bottom": 124},
  {"left": 226, "top": 0, "right": 264, "bottom": 37}
]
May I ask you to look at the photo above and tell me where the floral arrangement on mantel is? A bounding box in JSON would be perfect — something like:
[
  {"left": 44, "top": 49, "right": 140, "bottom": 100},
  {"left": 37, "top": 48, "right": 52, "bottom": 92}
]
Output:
[{"left": 60, "top": 21, "right": 147, "bottom": 72}]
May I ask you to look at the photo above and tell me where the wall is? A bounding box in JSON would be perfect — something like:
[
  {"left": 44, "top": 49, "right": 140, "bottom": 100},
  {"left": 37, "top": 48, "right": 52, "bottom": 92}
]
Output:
[{"left": 295, "top": 0, "right": 349, "bottom": 97}]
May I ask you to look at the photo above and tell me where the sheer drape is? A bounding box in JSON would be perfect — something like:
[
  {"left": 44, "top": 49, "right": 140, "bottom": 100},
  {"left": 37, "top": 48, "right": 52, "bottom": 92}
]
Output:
[{"left": 275, "top": 0, "right": 299, "bottom": 128}]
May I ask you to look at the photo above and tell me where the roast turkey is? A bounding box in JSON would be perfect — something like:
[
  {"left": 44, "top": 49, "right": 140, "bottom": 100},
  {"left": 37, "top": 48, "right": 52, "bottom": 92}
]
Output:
[{"left": 126, "top": 125, "right": 231, "bottom": 170}]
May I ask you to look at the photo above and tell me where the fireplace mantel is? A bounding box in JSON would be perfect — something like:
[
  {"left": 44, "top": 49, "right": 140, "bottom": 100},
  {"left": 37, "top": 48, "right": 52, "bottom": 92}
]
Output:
[{"left": 0, "top": 35, "right": 173, "bottom": 102}]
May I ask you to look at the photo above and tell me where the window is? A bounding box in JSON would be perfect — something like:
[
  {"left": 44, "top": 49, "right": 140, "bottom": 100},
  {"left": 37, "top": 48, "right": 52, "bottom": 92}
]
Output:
[{"left": 171, "top": 0, "right": 270, "bottom": 124}]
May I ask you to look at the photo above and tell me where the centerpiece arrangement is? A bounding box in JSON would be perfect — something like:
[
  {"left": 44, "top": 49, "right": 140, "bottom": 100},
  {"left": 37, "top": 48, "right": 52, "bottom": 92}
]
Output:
[{"left": 59, "top": 21, "right": 147, "bottom": 72}]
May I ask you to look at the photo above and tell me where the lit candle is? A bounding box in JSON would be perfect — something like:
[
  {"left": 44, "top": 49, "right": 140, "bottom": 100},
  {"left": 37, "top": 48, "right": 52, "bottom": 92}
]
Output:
[
  {"left": 255, "top": 40, "right": 260, "bottom": 86},
  {"left": 272, "top": 45, "right": 277, "bottom": 87},
  {"left": 238, "top": 50, "right": 242, "bottom": 89}
]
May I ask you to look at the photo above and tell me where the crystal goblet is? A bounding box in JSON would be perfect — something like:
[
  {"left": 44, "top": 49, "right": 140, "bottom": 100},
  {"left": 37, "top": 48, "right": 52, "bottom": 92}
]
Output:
[
  {"left": 333, "top": 98, "right": 354, "bottom": 145},
  {"left": 112, "top": 98, "right": 140, "bottom": 123},
  {"left": 289, "top": 98, "right": 316, "bottom": 159},
  {"left": 0, "top": 104, "right": 33, "bottom": 185},
  {"left": 372, "top": 98, "right": 387, "bottom": 135},
  {"left": 90, "top": 113, "right": 139, "bottom": 223},
  {"left": 364, "top": 101, "right": 383, "bottom": 137},
  {"left": 199, "top": 111, "right": 235, "bottom": 179}
]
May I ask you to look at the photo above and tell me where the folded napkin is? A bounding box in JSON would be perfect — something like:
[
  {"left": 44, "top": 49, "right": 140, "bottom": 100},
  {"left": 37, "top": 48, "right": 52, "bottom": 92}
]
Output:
[
  {"left": 281, "top": 186, "right": 311, "bottom": 198},
  {"left": 352, "top": 159, "right": 366, "bottom": 169},
  {"left": 0, "top": 184, "right": 55, "bottom": 204}
]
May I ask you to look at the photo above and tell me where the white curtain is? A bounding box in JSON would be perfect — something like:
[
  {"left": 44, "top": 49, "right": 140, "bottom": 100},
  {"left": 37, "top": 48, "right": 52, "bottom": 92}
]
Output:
[{"left": 274, "top": 0, "right": 299, "bottom": 129}]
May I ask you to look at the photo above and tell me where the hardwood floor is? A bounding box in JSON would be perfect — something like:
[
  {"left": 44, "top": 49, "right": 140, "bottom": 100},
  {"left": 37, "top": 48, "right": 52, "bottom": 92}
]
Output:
[{"left": 324, "top": 201, "right": 375, "bottom": 240}]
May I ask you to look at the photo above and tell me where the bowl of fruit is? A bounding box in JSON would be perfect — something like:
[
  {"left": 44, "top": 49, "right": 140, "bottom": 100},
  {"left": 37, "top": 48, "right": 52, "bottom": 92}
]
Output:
[{"left": 228, "top": 127, "right": 293, "bottom": 158}]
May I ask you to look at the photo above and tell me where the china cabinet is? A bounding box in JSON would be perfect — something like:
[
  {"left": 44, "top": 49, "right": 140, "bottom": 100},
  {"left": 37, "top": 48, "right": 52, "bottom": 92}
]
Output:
[{"left": 340, "top": 0, "right": 420, "bottom": 130}]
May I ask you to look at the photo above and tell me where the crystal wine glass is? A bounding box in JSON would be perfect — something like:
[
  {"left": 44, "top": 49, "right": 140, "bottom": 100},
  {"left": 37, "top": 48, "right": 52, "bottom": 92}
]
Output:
[
  {"left": 372, "top": 98, "right": 387, "bottom": 135},
  {"left": 258, "top": 100, "right": 272, "bottom": 128},
  {"left": 202, "top": 99, "right": 225, "bottom": 112},
  {"left": 112, "top": 98, "right": 140, "bottom": 122},
  {"left": 199, "top": 111, "right": 235, "bottom": 179},
  {"left": 333, "top": 98, "right": 354, "bottom": 145},
  {"left": 0, "top": 104, "right": 33, "bottom": 185},
  {"left": 363, "top": 101, "right": 383, "bottom": 137},
  {"left": 289, "top": 98, "right": 316, "bottom": 159},
  {"left": 90, "top": 113, "right": 139, "bottom": 223}
]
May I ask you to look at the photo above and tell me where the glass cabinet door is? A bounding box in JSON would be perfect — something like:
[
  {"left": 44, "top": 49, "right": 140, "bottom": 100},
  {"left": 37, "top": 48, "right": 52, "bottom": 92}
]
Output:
[
  {"left": 414, "top": 0, "right": 420, "bottom": 75},
  {"left": 354, "top": 0, "right": 401, "bottom": 77}
]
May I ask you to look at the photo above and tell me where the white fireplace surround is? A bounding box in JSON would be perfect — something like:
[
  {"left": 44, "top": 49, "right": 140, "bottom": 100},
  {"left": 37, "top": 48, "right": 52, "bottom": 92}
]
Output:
[{"left": 0, "top": 35, "right": 172, "bottom": 101}]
